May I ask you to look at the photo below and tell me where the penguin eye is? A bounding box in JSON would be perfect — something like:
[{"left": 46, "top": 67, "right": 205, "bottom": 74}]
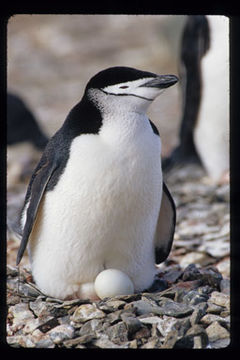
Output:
[{"left": 119, "top": 85, "right": 129, "bottom": 89}]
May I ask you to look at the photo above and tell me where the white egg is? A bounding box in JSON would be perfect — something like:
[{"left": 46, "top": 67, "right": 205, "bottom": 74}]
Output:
[{"left": 94, "top": 269, "right": 134, "bottom": 299}]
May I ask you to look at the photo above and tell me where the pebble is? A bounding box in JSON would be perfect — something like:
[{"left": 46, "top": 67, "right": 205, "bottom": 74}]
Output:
[
  {"left": 209, "top": 291, "right": 230, "bottom": 311},
  {"left": 205, "top": 321, "right": 230, "bottom": 347},
  {"left": 200, "top": 314, "right": 230, "bottom": 329},
  {"left": 48, "top": 324, "right": 75, "bottom": 344},
  {"left": 71, "top": 303, "right": 105, "bottom": 323}
]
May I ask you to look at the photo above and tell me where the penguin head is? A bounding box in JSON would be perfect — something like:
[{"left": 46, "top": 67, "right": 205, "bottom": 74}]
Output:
[{"left": 85, "top": 66, "right": 178, "bottom": 113}]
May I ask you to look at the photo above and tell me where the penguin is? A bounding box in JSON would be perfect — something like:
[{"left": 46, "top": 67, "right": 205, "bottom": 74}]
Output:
[
  {"left": 162, "top": 16, "right": 229, "bottom": 183},
  {"left": 16, "top": 66, "right": 178, "bottom": 300},
  {"left": 7, "top": 92, "right": 49, "bottom": 150}
]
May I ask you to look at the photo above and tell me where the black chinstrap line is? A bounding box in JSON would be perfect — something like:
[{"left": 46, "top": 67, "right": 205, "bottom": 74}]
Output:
[{"left": 99, "top": 89, "right": 153, "bottom": 101}]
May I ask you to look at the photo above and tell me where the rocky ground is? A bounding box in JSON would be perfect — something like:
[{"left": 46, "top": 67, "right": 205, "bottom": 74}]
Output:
[{"left": 6, "top": 164, "right": 230, "bottom": 349}]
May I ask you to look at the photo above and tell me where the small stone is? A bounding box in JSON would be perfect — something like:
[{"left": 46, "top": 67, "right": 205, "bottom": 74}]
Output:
[
  {"left": 71, "top": 303, "right": 105, "bottom": 323},
  {"left": 186, "top": 324, "right": 207, "bottom": 337},
  {"left": 182, "top": 290, "right": 207, "bottom": 306},
  {"left": 141, "top": 336, "right": 162, "bottom": 348},
  {"left": 128, "top": 339, "right": 138, "bottom": 348},
  {"left": 7, "top": 335, "right": 36, "bottom": 348},
  {"left": 9, "top": 302, "right": 35, "bottom": 331},
  {"left": 206, "top": 302, "right": 224, "bottom": 315},
  {"left": 58, "top": 315, "right": 71, "bottom": 325},
  {"left": 200, "top": 267, "right": 223, "bottom": 289},
  {"left": 22, "top": 318, "right": 42, "bottom": 334},
  {"left": 54, "top": 298, "right": 89, "bottom": 308},
  {"left": 7, "top": 265, "right": 18, "bottom": 277},
  {"left": 182, "top": 264, "right": 201, "bottom": 282},
  {"left": 93, "top": 334, "right": 128, "bottom": 349},
  {"left": 197, "top": 285, "right": 213, "bottom": 296},
  {"left": 36, "top": 338, "right": 55, "bottom": 348},
  {"left": 174, "top": 325, "right": 208, "bottom": 349},
  {"left": 220, "top": 278, "right": 230, "bottom": 295},
  {"left": 79, "top": 318, "right": 104, "bottom": 336},
  {"left": 127, "top": 298, "right": 193, "bottom": 318},
  {"left": 193, "top": 336, "right": 203, "bottom": 349},
  {"left": 172, "top": 280, "right": 201, "bottom": 302},
  {"left": 220, "top": 310, "right": 230, "bottom": 318},
  {"left": 121, "top": 313, "right": 142, "bottom": 336},
  {"left": 140, "top": 315, "right": 178, "bottom": 338},
  {"left": 98, "top": 299, "right": 126, "bottom": 312},
  {"left": 19, "top": 335, "right": 36, "bottom": 348},
  {"left": 7, "top": 293, "right": 21, "bottom": 306},
  {"left": 106, "top": 321, "right": 128, "bottom": 344},
  {"left": 216, "top": 258, "right": 230, "bottom": 278},
  {"left": 161, "top": 268, "right": 183, "bottom": 284},
  {"left": 158, "top": 299, "right": 194, "bottom": 318},
  {"left": 64, "top": 334, "right": 96, "bottom": 347},
  {"left": 9, "top": 302, "right": 34, "bottom": 321},
  {"left": 125, "top": 299, "right": 156, "bottom": 315},
  {"left": 29, "top": 297, "right": 53, "bottom": 318},
  {"left": 37, "top": 317, "right": 60, "bottom": 333},
  {"left": 48, "top": 324, "right": 75, "bottom": 344},
  {"left": 200, "top": 314, "right": 230, "bottom": 329},
  {"left": 31, "top": 329, "right": 55, "bottom": 348},
  {"left": 106, "top": 310, "right": 123, "bottom": 325},
  {"left": 205, "top": 321, "right": 230, "bottom": 344},
  {"left": 210, "top": 338, "right": 231, "bottom": 348},
  {"left": 209, "top": 291, "right": 230, "bottom": 310},
  {"left": 190, "top": 303, "right": 208, "bottom": 325},
  {"left": 161, "top": 329, "right": 179, "bottom": 348},
  {"left": 133, "top": 326, "right": 151, "bottom": 340},
  {"left": 18, "top": 282, "right": 44, "bottom": 298}
]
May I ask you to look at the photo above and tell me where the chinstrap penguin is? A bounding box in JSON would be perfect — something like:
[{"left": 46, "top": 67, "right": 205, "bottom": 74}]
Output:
[
  {"left": 17, "top": 66, "right": 178, "bottom": 300},
  {"left": 163, "top": 16, "right": 229, "bottom": 183}
]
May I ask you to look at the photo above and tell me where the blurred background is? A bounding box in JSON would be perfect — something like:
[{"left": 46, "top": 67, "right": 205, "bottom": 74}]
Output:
[{"left": 8, "top": 15, "right": 186, "bottom": 155}]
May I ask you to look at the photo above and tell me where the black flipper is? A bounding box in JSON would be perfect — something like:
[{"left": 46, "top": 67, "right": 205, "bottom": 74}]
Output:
[
  {"left": 155, "top": 182, "right": 176, "bottom": 264},
  {"left": 16, "top": 153, "right": 59, "bottom": 265}
]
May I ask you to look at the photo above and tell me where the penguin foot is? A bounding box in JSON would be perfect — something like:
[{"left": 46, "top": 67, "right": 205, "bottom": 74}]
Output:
[{"left": 64, "top": 282, "right": 100, "bottom": 301}]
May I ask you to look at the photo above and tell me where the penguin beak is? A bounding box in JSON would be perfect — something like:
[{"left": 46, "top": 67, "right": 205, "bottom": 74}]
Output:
[{"left": 141, "top": 75, "right": 179, "bottom": 89}]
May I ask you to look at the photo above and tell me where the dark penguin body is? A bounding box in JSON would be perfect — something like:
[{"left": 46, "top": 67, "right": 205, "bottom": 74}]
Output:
[
  {"left": 162, "top": 15, "right": 210, "bottom": 171},
  {"left": 7, "top": 93, "right": 49, "bottom": 150},
  {"left": 163, "top": 16, "right": 229, "bottom": 182},
  {"left": 17, "top": 66, "right": 178, "bottom": 300}
]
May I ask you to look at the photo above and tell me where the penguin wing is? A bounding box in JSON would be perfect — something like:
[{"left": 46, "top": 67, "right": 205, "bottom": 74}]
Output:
[
  {"left": 154, "top": 182, "right": 176, "bottom": 264},
  {"left": 16, "top": 150, "right": 59, "bottom": 265}
]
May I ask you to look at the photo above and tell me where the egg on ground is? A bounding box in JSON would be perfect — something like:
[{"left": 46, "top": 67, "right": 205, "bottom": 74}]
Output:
[{"left": 94, "top": 268, "right": 134, "bottom": 299}]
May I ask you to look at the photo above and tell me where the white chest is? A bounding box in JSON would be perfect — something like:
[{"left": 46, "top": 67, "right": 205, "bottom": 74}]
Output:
[{"left": 52, "top": 114, "right": 161, "bottom": 211}]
